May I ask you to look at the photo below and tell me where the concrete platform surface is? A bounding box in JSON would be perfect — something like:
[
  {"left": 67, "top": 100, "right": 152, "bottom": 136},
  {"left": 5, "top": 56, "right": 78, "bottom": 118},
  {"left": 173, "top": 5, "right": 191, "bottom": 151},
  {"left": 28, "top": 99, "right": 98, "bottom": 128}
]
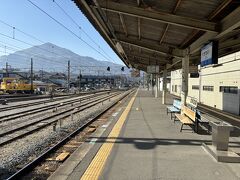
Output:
[{"left": 50, "top": 89, "right": 240, "bottom": 180}]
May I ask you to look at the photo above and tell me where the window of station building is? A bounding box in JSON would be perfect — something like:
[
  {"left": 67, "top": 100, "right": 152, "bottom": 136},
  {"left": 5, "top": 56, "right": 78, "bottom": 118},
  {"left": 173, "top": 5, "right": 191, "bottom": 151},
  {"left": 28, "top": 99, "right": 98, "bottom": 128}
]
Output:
[
  {"left": 219, "top": 86, "right": 238, "bottom": 94},
  {"left": 174, "top": 85, "right": 177, "bottom": 92},
  {"left": 203, "top": 86, "right": 214, "bottom": 91},
  {"left": 192, "top": 85, "right": 199, "bottom": 90},
  {"left": 172, "top": 85, "right": 174, "bottom": 92}
]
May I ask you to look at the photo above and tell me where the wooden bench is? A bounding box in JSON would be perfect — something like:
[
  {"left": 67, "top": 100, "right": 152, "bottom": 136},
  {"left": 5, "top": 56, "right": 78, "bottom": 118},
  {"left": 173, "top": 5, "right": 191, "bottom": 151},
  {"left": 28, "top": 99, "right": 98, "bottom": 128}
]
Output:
[
  {"left": 166, "top": 99, "right": 181, "bottom": 120},
  {"left": 175, "top": 106, "right": 196, "bottom": 132}
]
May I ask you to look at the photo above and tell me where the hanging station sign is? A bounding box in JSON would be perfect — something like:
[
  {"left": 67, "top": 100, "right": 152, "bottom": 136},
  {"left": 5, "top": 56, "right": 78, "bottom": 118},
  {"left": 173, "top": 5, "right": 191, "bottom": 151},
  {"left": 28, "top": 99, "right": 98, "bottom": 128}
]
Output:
[
  {"left": 201, "top": 41, "right": 218, "bottom": 67},
  {"left": 147, "top": 65, "right": 159, "bottom": 74}
]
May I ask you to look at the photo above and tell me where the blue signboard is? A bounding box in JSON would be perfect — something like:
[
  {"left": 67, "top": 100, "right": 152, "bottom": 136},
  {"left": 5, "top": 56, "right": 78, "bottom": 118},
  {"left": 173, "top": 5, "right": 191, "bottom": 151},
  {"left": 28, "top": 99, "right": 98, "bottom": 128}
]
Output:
[{"left": 201, "top": 41, "right": 218, "bottom": 67}]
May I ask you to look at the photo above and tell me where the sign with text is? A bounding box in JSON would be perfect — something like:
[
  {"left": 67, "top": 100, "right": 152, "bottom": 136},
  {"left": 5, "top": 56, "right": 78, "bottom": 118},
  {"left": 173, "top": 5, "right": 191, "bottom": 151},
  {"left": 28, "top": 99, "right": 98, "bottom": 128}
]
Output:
[
  {"left": 147, "top": 65, "right": 159, "bottom": 74},
  {"left": 201, "top": 41, "right": 218, "bottom": 67}
]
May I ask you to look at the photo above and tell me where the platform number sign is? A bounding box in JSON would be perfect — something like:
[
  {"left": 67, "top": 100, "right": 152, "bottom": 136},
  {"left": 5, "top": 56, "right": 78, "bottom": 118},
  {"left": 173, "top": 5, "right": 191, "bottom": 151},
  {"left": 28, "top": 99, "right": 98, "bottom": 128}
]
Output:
[
  {"left": 147, "top": 65, "right": 159, "bottom": 74},
  {"left": 201, "top": 41, "right": 218, "bottom": 67}
]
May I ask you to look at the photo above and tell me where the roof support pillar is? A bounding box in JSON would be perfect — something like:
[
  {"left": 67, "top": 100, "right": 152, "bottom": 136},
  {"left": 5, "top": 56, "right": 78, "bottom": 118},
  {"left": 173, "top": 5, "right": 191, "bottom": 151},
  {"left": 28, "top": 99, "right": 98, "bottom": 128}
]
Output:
[
  {"left": 155, "top": 74, "right": 159, "bottom": 98},
  {"left": 181, "top": 51, "right": 189, "bottom": 107},
  {"left": 162, "top": 68, "right": 167, "bottom": 104}
]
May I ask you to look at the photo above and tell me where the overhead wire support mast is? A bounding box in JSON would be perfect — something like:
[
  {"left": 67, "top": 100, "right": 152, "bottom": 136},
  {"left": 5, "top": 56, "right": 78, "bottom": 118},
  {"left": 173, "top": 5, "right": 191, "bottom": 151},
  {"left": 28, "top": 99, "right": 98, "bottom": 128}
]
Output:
[
  {"left": 27, "top": 0, "right": 114, "bottom": 64},
  {"left": 67, "top": 60, "right": 70, "bottom": 93},
  {"left": 30, "top": 58, "right": 34, "bottom": 93}
]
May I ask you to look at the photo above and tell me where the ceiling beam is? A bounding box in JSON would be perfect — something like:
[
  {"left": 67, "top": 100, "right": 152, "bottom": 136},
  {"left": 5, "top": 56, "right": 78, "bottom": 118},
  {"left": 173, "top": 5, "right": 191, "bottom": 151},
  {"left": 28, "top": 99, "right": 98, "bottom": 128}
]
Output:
[
  {"left": 219, "top": 38, "right": 240, "bottom": 49},
  {"left": 125, "top": 50, "right": 169, "bottom": 62},
  {"left": 190, "top": 6, "right": 240, "bottom": 54},
  {"left": 159, "top": 24, "right": 169, "bottom": 44},
  {"left": 217, "top": 6, "right": 240, "bottom": 38},
  {"left": 159, "top": 0, "right": 182, "bottom": 44},
  {"left": 208, "top": 0, "right": 233, "bottom": 21},
  {"left": 116, "top": 34, "right": 184, "bottom": 58},
  {"left": 219, "top": 29, "right": 240, "bottom": 41},
  {"left": 138, "top": 18, "right": 141, "bottom": 40},
  {"left": 74, "top": 0, "right": 130, "bottom": 66},
  {"left": 127, "top": 53, "right": 169, "bottom": 64},
  {"left": 93, "top": 1, "right": 218, "bottom": 32},
  {"left": 182, "top": 0, "right": 233, "bottom": 50},
  {"left": 119, "top": 13, "right": 128, "bottom": 36}
]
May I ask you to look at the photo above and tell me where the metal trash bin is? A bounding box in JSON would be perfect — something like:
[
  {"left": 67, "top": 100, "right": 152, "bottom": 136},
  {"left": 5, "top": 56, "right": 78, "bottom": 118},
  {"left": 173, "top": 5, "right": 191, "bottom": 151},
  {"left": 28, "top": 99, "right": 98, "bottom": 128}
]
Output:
[{"left": 210, "top": 121, "right": 234, "bottom": 151}]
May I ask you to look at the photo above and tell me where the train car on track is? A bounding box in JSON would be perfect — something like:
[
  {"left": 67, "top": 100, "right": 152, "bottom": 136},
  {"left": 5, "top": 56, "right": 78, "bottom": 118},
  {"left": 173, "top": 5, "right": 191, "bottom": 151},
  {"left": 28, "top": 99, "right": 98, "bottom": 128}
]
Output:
[{"left": 0, "top": 77, "right": 36, "bottom": 94}]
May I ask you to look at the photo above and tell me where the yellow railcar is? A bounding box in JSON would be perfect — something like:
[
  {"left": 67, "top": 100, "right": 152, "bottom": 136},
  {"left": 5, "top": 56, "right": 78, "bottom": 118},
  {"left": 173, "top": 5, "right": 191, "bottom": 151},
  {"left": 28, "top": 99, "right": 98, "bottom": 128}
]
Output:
[{"left": 0, "top": 78, "right": 36, "bottom": 93}]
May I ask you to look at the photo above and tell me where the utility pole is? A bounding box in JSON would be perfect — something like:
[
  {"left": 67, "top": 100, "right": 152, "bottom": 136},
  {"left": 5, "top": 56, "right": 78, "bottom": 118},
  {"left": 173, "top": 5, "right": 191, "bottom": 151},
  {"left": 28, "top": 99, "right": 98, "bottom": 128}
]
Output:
[
  {"left": 41, "top": 68, "right": 43, "bottom": 81},
  {"left": 5, "top": 62, "right": 9, "bottom": 77},
  {"left": 79, "top": 69, "right": 81, "bottom": 92},
  {"left": 67, "top": 60, "right": 70, "bottom": 93},
  {"left": 30, "top": 58, "right": 33, "bottom": 94}
]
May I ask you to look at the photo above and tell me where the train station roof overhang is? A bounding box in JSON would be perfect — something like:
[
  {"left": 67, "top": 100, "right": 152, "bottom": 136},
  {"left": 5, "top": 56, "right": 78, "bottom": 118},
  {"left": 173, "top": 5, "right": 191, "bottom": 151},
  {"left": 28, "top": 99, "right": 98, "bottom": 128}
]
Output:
[{"left": 73, "top": 0, "right": 240, "bottom": 72}]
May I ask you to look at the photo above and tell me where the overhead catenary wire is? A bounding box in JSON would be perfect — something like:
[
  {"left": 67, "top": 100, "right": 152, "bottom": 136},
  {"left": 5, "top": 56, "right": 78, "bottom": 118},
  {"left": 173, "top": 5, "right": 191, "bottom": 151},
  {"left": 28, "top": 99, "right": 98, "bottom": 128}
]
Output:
[
  {"left": 0, "top": 43, "right": 67, "bottom": 67},
  {"left": 0, "top": 42, "right": 67, "bottom": 66},
  {"left": 52, "top": 0, "right": 117, "bottom": 63},
  {"left": 0, "top": 31, "right": 72, "bottom": 62},
  {"left": 27, "top": 0, "right": 117, "bottom": 64},
  {"left": 0, "top": 19, "right": 79, "bottom": 64},
  {"left": 0, "top": 19, "right": 45, "bottom": 44}
]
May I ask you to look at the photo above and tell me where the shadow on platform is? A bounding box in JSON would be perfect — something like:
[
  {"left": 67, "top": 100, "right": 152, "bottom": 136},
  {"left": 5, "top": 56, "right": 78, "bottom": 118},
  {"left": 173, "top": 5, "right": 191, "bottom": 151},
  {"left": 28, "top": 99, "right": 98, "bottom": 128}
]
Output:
[{"left": 86, "top": 137, "right": 240, "bottom": 150}]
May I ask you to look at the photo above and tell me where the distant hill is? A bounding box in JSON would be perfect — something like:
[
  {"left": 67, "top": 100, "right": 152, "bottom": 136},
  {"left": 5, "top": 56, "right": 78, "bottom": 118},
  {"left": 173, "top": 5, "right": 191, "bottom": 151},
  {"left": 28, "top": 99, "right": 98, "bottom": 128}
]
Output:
[{"left": 0, "top": 42, "right": 129, "bottom": 75}]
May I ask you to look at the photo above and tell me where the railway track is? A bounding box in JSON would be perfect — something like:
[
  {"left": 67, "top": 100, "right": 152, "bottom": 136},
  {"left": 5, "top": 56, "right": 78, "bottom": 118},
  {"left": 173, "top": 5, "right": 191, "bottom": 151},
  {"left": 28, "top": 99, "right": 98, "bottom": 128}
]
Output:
[
  {"left": 0, "top": 91, "right": 120, "bottom": 146},
  {"left": 0, "top": 90, "right": 110, "bottom": 112},
  {"left": 5, "top": 89, "right": 135, "bottom": 180},
  {"left": 0, "top": 91, "right": 109, "bottom": 123}
]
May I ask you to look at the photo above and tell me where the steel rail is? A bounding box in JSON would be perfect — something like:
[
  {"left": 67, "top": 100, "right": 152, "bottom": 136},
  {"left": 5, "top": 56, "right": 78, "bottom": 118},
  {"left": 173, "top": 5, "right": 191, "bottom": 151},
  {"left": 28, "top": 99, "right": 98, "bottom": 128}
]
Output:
[
  {"left": 0, "top": 91, "right": 109, "bottom": 123},
  {"left": 0, "top": 90, "right": 110, "bottom": 112},
  {"left": 6, "top": 89, "right": 135, "bottom": 180},
  {"left": 0, "top": 92, "right": 121, "bottom": 146}
]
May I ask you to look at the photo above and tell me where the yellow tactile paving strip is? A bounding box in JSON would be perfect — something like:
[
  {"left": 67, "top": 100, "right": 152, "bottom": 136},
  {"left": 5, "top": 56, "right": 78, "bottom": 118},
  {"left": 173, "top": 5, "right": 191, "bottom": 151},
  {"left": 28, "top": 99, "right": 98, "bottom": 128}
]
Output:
[{"left": 80, "top": 90, "right": 138, "bottom": 180}]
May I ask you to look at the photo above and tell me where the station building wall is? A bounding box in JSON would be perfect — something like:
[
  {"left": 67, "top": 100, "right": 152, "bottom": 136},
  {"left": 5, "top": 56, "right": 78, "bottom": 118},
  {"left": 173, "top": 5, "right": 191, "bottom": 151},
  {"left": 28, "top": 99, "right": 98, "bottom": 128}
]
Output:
[{"left": 170, "top": 51, "right": 240, "bottom": 115}]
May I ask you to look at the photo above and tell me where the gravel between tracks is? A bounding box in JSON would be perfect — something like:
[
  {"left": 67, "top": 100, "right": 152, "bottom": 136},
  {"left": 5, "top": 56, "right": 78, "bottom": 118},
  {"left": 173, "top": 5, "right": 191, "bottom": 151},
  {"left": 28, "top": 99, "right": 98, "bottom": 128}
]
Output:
[{"left": 0, "top": 92, "right": 125, "bottom": 180}]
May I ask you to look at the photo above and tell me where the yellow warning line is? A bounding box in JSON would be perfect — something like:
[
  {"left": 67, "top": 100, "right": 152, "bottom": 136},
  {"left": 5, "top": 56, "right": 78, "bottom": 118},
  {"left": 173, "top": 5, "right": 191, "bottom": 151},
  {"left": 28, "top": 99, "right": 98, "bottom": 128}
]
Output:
[{"left": 80, "top": 90, "right": 138, "bottom": 180}]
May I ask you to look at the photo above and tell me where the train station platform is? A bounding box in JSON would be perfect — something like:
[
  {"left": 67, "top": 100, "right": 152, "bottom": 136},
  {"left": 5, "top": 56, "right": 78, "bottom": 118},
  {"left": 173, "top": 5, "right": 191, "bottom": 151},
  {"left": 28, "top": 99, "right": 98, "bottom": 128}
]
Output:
[{"left": 49, "top": 89, "right": 240, "bottom": 180}]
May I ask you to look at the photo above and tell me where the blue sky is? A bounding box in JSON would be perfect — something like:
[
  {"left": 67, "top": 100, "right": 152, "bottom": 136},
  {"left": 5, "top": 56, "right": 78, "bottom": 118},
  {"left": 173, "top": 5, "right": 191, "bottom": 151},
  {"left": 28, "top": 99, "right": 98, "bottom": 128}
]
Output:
[{"left": 0, "top": 0, "right": 124, "bottom": 66}]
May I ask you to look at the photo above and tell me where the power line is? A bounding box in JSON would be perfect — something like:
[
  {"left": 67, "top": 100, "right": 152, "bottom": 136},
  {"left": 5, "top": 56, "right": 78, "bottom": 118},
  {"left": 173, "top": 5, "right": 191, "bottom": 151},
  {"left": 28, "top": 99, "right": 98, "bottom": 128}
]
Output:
[
  {"left": 0, "top": 19, "right": 78, "bottom": 63},
  {"left": 53, "top": 0, "right": 117, "bottom": 63},
  {"left": 0, "top": 31, "right": 72, "bottom": 61},
  {"left": 0, "top": 19, "right": 45, "bottom": 44},
  {"left": 0, "top": 43, "right": 66, "bottom": 65},
  {"left": 0, "top": 43, "right": 67, "bottom": 66},
  {"left": 27, "top": 0, "right": 116, "bottom": 64}
]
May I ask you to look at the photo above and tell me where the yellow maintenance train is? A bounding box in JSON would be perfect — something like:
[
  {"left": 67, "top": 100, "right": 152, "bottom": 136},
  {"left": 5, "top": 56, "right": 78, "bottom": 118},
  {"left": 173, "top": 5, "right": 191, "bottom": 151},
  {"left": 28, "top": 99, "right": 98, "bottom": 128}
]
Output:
[{"left": 0, "top": 78, "right": 36, "bottom": 94}]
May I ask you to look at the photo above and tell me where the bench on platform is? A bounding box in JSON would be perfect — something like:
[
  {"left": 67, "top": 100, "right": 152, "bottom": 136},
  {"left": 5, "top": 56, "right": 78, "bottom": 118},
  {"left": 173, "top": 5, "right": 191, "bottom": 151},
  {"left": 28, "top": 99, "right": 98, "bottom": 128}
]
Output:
[
  {"left": 166, "top": 99, "right": 181, "bottom": 119},
  {"left": 175, "top": 106, "right": 196, "bottom": 132}
]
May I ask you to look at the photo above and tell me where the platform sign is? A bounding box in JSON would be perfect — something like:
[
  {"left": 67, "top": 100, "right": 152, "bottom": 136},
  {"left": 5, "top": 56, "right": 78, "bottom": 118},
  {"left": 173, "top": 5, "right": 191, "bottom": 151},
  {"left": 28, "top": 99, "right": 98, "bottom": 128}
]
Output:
[
  {"left": 147, "top": 65, "right": 159, "bottom": 74},
  {"left": 201, "top": 41, "right": 218, "bottom": 67}
]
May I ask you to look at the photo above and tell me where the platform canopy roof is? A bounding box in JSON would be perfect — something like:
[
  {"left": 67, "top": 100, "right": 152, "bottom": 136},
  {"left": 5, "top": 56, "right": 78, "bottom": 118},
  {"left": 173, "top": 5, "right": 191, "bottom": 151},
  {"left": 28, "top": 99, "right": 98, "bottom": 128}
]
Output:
[{"left": 73, "top": 0, "right": 240, "bottom": 72}]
